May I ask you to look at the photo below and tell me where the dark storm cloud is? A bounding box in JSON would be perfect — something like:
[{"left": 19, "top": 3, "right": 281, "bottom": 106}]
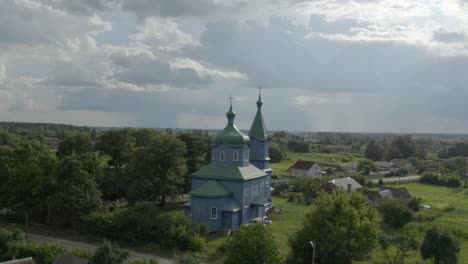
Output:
[
  {"left": 110, "top": 52, "right": 212, "bottom": 87},
  {"left": 433, "top": 30, "right": 467, "bottom": 43},
  {"left": 59, "top": 0, "right": 118, "bottom": 15},
  {"left": 121, "top": 0, "right": 246, "bottom": 18},
  {"left": 190, "top": 18, "right": 468, "bottom": 95}
]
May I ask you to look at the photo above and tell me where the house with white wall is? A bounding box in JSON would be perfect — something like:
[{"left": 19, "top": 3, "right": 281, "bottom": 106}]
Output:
[{"left": 287, "top": 160, "right": 322, "bottom": 177}]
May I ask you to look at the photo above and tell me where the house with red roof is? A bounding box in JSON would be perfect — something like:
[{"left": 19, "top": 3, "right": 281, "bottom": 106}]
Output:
[{"left": 287, "top": 159, "right": 322, "bottom": 177}]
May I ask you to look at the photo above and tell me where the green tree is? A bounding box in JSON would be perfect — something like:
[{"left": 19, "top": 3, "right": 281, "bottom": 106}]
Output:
[
  {"left": 385, "top": 146, "right": 402, "bottom": 161},
  {"left": 379, "top": 199, "right": 414, "bottom": 229},
  {"left": 379, "top": 233, "right": 419, "bottom": 264},
  {"left": 0, "top": 130, "right": 19, "bottom": 146},
  {"left": 269, "top": 143, "right": 285, "bottom": 163},
  {"left": 357, "top": 159, "right": 378, "bottom": 176},
  {"left": 0, "top": 141, "right": 57, "bottom": 222},
  {"left": 224, "top": 224, "right": 280, "bottom": 264},
  {"left": 57, "top": 132, "right": 93, "bottom": 158},
  {"left": 127, "top": 134, "right": 186, "bottom": 207},
  {"left": 132, "top": 128, "right": 158, "bottom": 147},
  {"left": 90, "top": 240, "right": 130, "bottom": 264},
  {"left": 48, "top": 155, "right": 103, "bottom": 226},
  {"left": 95, "top": 129, "right": 135, "bottom": 169},
  {"left": 420, "top": 226, "right": 460, "bottom": 264},
  {"left": 364, "top": 139, "right": 384, "bottom": 161},
  {"left": 391, "top": 136, "right": 416, "bottom": 158},
  {"left": 289, "top": 191, "right": 380, "bottom": 264}
]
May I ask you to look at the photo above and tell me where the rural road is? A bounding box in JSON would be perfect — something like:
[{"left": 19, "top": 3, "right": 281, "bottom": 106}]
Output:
[
  {"left": 371, "top": 175, "right": 420, "bottom": 183},
  {"left": 21, "top": 232, "right": 173, "bottom": 264}
]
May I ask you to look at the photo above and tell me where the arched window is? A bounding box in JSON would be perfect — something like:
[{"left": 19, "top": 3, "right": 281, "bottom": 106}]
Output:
[
  {"left": 233, "top": 151, "right": 239, "bottom": 161},
  {"left": 220, "top": 151, "right": 225, "bottom": 161}
]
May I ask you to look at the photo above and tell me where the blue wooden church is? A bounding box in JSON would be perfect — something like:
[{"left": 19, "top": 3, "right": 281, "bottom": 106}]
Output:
[{"left": 184, "top": 93, "right": 272, "bottom": 231}]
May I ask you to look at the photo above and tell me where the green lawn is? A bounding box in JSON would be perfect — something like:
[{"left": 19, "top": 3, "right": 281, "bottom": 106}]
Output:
[
  {"left": 358, "top": 183, "right": 468, "bottom": 264},
  {"left": 271, "top": 151, "right": 367, "bottom": 177}
]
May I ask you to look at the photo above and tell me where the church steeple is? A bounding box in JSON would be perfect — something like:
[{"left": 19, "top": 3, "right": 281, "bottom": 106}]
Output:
[
  {"left": 249, "top": 89, "right": 268, "bottom": 141},
  {"left": 248, "top": 88, "right": 271, "bottom": 172}
]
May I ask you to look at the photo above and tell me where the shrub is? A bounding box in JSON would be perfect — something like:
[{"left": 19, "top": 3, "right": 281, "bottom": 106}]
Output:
[
  {"left": 174, "top": 252, "right": 205, "bottom": 264},
  {"left": 90, "top": 240, "right": 129, "bottom": 264},
  {"left": 379, "top": 199, "right": 414, "bottom": 229},
  {"left": 129, "top": 260, "right": 160, "bottom": 264},
  {"left": 420, "top": 172, "right": 462, "bottom": 188},
  {"left": 6, "top": 241, "right": 88, "bottom": 264},
  {"left": 165, "top": 216, "right": 205, "bottom": 252},
  {"left": 414, "top": 210, "right": 444, "bottom": 222},
  {"left": 271, "top": 182, "right": 289, "bottom": 196}
]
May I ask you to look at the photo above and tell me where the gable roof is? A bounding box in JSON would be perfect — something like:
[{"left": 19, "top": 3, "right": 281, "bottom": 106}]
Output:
[
  {"left": 289, "top": 160, "right": 316, "bottom": 170},
  {"left": 190, "top": 181, "right": 232, "bottom": 198},
  {"left": 375, "top": 161, "right": 394, "bottom": 168},
  {"left": 379, "top": 187, "right": 412, "bottom": 199},
  {"left": 192, "top": 164, "right": 267, "bottom": 181},
  {"left": 0, "top": 258, "right": 35, "bottom": 264},
  {"left": 390, "top": 159, "right": 414, "bottom": 168},
  {"left": 328, "top": 177, "right": 362, "bottom": 190},
  {"left": 53, "top": 256, "right": 87, "bottom": 264}
]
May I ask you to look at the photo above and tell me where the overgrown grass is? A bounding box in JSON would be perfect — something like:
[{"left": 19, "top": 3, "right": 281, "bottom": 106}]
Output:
[
  {"left": 271, "top": 150, "right": 367, "bottom": 178},
  {"left": 358, "top": 183, "right": 468, "bottom": 263}
]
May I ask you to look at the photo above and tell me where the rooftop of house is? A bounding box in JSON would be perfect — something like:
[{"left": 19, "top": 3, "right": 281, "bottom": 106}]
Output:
[
  {"left": 375, "top": 161, "right": 395, "bottom": 168},
  {"left": 1, "top": 258, "right": 35, "bottom": 264},
  {"left": 289, "top": 160, "right": 317, "bottom": 170},
  {"left": 379, "top": 187, "right": 412, "bottom": 199},
  {"left": 328, "top": 177, "right": 362, "bottom": 190},
  {"left": 390, "top": 159, "right": 414, "bottom": 167}
]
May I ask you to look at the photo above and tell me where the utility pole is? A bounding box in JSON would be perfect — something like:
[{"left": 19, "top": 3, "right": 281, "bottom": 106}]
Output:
[{"left": 310, "top": 241, "right": 317, "bottom": 264}]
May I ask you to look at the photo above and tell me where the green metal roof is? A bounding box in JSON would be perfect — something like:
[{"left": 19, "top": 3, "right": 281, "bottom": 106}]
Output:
[
  {"left": 190, "top": 181, "right": 232, "bottom": 198},
  {"left": 212, "top": 103, "right": 250, "bottom": 147},
  {"left": 248, "top": 93, "right": 268, "bottom": 141},
  {"left": 192, "top": 164, "right": 267, "bottom": 181}
]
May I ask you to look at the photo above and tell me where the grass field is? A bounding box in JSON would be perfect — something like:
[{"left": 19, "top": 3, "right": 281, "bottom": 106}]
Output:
[
  {"left": 358, "top": 183, "right": 468, "bottom": 263},
  {"left": 270, "top": 150, "right": 367, "bottom": 177}
]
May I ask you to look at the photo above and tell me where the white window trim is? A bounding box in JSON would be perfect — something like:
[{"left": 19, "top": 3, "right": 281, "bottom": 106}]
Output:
[
  {"left": 211, "top": 207, "right": 217, "bottom": 219},
  {"left": 233, "top": 151, "right": 239, "bottom": 161},
  {"left": 220, "top": 151, "right": 225, "bottom": 161}
]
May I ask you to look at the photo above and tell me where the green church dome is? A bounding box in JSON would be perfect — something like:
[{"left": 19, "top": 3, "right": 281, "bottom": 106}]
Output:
[{"left": 212, "top": 102, "right": 250, "bottom": 147}]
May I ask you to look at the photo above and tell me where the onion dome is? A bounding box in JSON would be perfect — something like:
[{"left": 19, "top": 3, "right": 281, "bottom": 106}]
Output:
[{"left": 212, "top": 100, "right": 250, "bottom": 147}]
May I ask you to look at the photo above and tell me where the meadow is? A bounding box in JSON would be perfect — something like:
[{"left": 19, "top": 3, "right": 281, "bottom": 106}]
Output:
[{"left": 270, "top": 150, "right": 368, "bottom": 177}]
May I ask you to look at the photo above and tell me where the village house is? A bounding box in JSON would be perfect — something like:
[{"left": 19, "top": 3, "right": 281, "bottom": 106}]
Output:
[
  {"left": 325, "top": 177, "right": 363, "bottom": 192},
  {"left": 184, "top": 93, "right": 272, "bottom": 231},
  {"left": 287, "top": 160, "right": 322, "bottom": 177}
]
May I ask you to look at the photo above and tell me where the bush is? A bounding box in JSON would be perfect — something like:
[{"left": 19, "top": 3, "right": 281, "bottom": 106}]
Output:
[
  {"left": 129, "top": 260, "right": 160, "bottom": 264},
  {"left": 174, "top": 252, "right": 205, "bottom": 264},
  {"left": 6, "top": 240, "right": 88, "bottom": 264},
  {"left": 420, "top": 172, "right": 462, "bottom": 188},
  {"left": 414, "top": 210, "right": 444, "bottom": 222},
  {"left": 90, "top": 240, "right": 129, "bottom": 264},
  {"left": 271, "top": 182, "right": 289, "bottom": 196},
  {"left": 379, "top": 199, "right": 414, "bottom": 229},
  {"left": 165, "top": 216, "right": 205, "bottom": 252}
]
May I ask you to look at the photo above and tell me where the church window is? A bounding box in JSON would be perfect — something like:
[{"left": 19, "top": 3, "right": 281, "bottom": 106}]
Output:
[
  {"left": 220, "top": 151, "right": 225, "bottom": 161},
  {"left": 211, "top": 207, "right": 217, "bottom": 219},
  {"left": 244, "top": 192, "right": 249, "bottom": 208},
  {"left": 233, "top": 151, "right": 239, "bottom": 161}
]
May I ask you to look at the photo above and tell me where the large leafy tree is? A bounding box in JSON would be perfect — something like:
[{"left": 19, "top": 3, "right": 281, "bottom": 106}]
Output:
[
  {"left": 391, "top": 136, "right": 416, "bottom": 158},
  {"left": 127, "top": 133, "right": 186, "bottom": 207},
  {"left": 420, "top": 226, "right": 460, "bottom": 264},
  {"left": 365, "top": 139, "right": 384, "bottom": 161},
  {"left": 379, "top": 199, "right": 414, "bottom": 229},
  {"left": 378, "top": 233, "right": 419, "bottom": 264},
  {"left": 95, "top": 129, "right": 135, "bottom": 169},
  {"left": 224, "top": 224, "right": 280, "bottom": 264},
  {"left": 90, "top": 240, "right": 130, "bottom": 264},
  {"left": 57, "top": 132, "right": 93, "bottom": 158},
  {"left": 289, "top": 191, "right": 380, "bottom": 264},
  {"left": 177, "top": 132, "right": 208, "bottom": 174},
  {"left": 0, "top": 141, "right": 57, "bottom": 222},
  {"left": 357, "top": 159, "right": 378, "bottom": 176},
  {"left": 48, "top": 155, "right": 103, "bottom": 226}
]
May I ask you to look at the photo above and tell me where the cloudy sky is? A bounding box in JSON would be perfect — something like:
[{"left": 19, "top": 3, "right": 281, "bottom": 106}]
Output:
[{"left": 1, "top": 0, "right": 468, "bottom": 133}]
